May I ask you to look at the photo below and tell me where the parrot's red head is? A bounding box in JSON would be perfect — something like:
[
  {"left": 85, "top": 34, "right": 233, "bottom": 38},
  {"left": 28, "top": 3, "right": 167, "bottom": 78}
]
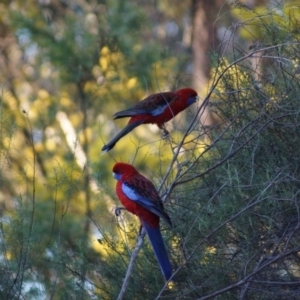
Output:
[
  {"left": 176, "top": 88, "right": 198, "bottom": 106},
  {"left": 113, "top": 162, "right": 138, "bottom": 180}
]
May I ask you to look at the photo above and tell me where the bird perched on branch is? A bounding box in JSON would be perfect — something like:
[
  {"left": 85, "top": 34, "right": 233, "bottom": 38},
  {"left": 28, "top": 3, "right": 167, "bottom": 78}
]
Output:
[
  {"left": 102, "top": 88, "right": 198, "bottom": 152},
  {"left": 112, "top": 162, "right": 172, "bottom": 280}
]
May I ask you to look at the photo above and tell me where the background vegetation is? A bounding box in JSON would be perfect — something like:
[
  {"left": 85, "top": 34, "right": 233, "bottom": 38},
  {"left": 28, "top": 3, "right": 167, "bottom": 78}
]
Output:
[{"left": 0, "top": 0, "right": 300, "bottom": 299}]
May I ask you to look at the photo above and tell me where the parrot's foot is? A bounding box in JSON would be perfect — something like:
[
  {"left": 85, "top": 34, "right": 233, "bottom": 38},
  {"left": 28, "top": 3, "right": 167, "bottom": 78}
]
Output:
[
  {"left": 161, "top": 127, "right": 170, "bottom": 139},
  {"left": 115, "top": 206, "right": 126, "bottom": 217}
]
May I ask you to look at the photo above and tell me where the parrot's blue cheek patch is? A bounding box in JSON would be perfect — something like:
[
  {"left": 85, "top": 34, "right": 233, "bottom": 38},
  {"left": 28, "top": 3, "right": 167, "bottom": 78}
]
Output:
[
  {"left": 113, "top": 172, "right": 122, "bottom": 181},
  {"left": 188, "top": 95, "right": 198, "bottom": 106}
]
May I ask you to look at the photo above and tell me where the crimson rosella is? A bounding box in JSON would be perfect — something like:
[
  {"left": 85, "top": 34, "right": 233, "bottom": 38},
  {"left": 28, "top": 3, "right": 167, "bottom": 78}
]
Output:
[
  {"left": 102, "top": 88, "right": 198, "bottom": 152},
  {"left": 113, "top": 162, "right": 172, "bottom": 280}
]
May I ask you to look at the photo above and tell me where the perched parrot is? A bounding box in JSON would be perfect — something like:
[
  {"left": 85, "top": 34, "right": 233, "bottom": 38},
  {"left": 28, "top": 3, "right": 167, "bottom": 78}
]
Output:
[
  {"left": 102, "top": 87, "right": 198, "bottom": 152},
  {"left": 112, "top": 162, "right": 173, "bottom": 280}
]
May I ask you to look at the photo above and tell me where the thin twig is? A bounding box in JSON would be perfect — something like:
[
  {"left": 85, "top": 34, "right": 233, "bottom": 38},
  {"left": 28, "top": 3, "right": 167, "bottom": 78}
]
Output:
[
  {"left": 117, "top": 228, "right": 146, "bottom": 300},
  {"left": 196, "top": 246, "right": 300, "bottom": 300}
]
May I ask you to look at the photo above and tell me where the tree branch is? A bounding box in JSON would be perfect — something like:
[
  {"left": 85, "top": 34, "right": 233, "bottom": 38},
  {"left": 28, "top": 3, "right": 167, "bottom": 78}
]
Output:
[{"left": 117, "top": 228, "right": 146, "bottom": 300}]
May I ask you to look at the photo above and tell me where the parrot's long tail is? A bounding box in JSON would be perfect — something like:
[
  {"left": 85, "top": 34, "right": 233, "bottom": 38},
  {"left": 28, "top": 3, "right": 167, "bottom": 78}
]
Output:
[
  {"left": 101, "top": 120, "right": 144, "bottom": 152},
  {"left": 143, "top": 221, "right": 172, "bottom": 280}
]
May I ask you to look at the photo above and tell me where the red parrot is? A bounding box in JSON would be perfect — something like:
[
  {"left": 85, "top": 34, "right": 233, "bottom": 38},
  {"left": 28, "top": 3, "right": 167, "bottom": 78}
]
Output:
[
  {"left": 112, "top": 162, "right": 172, "bottom": 280},
  {"left": 102, "top": 88, "right": 198, "bottom": 152}
]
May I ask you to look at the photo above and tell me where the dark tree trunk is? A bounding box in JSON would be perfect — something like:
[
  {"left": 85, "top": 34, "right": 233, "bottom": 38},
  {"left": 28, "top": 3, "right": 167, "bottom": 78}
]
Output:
[{"left": 192, "top": 0, "right": 222, "bottom": 127}]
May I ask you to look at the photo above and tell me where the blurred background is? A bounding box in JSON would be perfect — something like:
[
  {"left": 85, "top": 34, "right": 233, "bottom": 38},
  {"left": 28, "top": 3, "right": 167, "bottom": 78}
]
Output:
[{"left": 0, "top": 0, "right": 300, "bottom": 299}]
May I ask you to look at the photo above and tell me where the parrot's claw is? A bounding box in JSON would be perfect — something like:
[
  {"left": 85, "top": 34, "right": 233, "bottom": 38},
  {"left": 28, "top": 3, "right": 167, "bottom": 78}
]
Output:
[
  {"left": 161, "top": 127, "right": 169, "bottom": 139},
  {"left": 115, "top": 207, "right": 126, "bottom": 217}
]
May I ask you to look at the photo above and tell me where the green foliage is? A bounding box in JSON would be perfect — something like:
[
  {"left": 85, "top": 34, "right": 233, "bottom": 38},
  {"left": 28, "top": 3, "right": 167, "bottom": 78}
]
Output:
[{"left": 162, "top": 20, "right": 300, "bottom": 298}]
